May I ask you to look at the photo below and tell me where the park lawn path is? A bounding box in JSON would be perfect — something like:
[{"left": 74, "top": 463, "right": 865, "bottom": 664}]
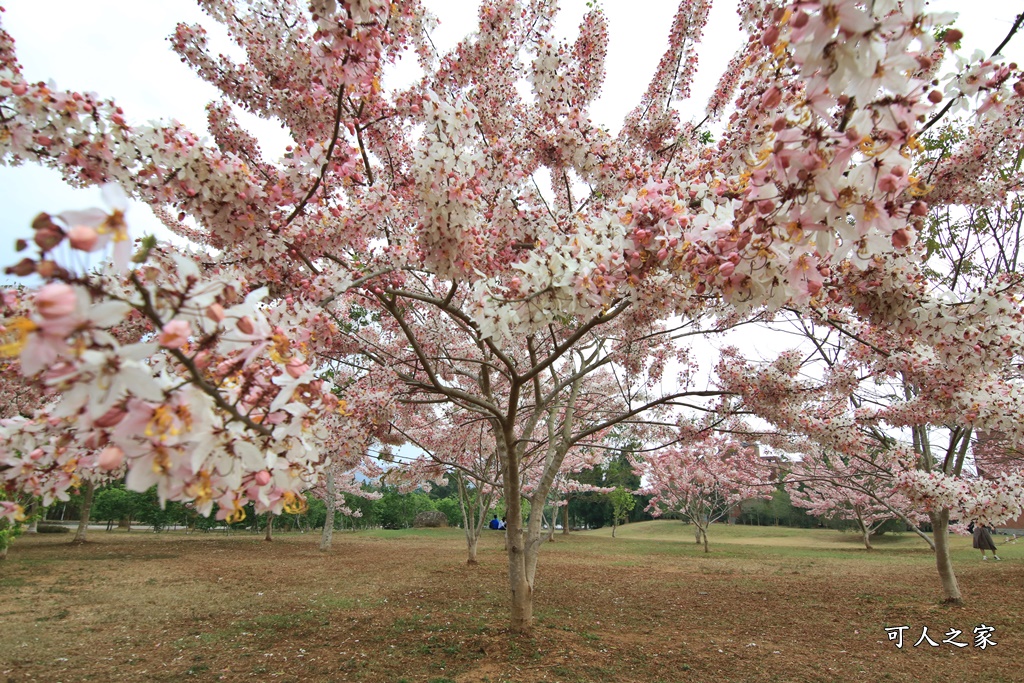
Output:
[{"left": 1, "top": 522, "right": 1021, "bottom": 682}]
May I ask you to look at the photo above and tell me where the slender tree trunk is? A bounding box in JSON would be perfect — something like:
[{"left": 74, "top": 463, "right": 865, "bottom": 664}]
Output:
[
  {"left": 861, "top": 527, "right": 873, "bottom": 550},
  {"left": 856, "top": 515, "right": 873, "bottom": 550},
  {"left": 455, "top": 472, "right": 487, "bottom": 564},
  {"left": 694, "top": 523, "right": 702, "bottom": 544},
  {"left": 501, "top": 438, "right": 534, "bottom": 633},
  {"left": 701, "top": 527, "right": 709, "bottom": 553},
  {"left": 73, "top": 481, "right": 94, "bottom": 543},
  {"left": 264, "top": 515, "right": 274, "bottom": 542},
  {"left": 562, "top": 504, "right": 570, "bottom": 535},
  {"left": 465, "top": 532, "right": 479, "bottom": 564},
  {"left": 612, "top": 519, "right": 617, "bottom": 538},
  {"left": 929, "top": 509, "right": 962, "bottom": 604},
  {"left": 25, "top": 500, "right": 39, "bottom": 534},
  {"left": 320, "top": 471, "right": 336, "bottom": 552}
]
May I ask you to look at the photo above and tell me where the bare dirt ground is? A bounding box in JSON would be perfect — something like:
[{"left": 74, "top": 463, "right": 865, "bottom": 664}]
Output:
[{"left": 1, "top": 522, "right": 1021, "bottom": 683}]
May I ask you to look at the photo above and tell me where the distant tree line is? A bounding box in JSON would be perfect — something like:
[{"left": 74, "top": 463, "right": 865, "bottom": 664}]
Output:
[{"left": 38, "top": 474, "right": 915, "bottom": 538}]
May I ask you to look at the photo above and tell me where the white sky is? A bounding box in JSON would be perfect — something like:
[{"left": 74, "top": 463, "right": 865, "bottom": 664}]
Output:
[
  {"left": 0, "top": 0, "right": 1013, "bottom": 463},
  {"left": 0, "top": 0, "right": 1018, "bottom": 371},
  {"left": 1, "top": 0, "right": 1018, "bottom": 270}
]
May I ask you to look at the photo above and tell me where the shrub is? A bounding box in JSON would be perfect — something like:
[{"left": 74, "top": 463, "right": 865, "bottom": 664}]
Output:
[{"left": 414, "top": 510, "right": 448, "bottom": 528}]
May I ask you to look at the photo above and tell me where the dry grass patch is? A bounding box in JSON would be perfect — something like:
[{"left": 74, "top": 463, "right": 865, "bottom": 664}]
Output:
[{"left": 0, "top": 522, "right": 1021, "bottom": 682}]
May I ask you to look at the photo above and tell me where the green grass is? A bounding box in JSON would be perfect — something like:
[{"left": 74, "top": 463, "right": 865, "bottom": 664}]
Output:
[
  {"left": 572, "top": 519, "right": 986, "bottom": 563},
  {"left": 5, "top": 521, "right": 1021, "bottom": 682}
]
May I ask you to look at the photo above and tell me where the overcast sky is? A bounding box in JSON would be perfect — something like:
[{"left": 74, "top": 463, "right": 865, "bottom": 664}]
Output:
[
  {"left": 0, "top": 1, "right": 1014, "bottom": 462},
  {"left": 1, "top": 0, "right": 1018, "bottom": 270}
]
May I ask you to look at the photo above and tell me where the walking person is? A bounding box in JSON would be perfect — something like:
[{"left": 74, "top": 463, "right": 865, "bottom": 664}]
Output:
[{"left": 973, "top": 522, "right": 1001, "bottom": 560}]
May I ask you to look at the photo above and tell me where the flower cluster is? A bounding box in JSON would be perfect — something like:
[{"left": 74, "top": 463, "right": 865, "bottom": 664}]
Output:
[
  {"left": 0, "top": 190, "right": 345, "bottom": 523},
  {"left": 896, "top": 470, "right": 1024, "bottom": 527}
]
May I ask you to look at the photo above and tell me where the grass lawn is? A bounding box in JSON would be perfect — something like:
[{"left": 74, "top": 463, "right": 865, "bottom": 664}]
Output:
[{"left": 1, "top": 520, "right": 1021, "bottom": 682}]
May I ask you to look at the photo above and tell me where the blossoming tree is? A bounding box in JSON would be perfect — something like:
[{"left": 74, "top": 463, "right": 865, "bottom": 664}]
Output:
[
  {"left": 638, "top": 434, "right": 771, "bottom": 552},
  {"left": 785, "top": 449, "right": 929, "bottom": 550},
  {"left": 2, "top": 0, "right": 1023, "bottom": 628}
]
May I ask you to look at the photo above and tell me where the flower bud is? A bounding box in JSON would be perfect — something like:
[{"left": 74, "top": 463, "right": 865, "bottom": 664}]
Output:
[
  {"left": 206, "top": 303, "right": 226, "bottom": 323},
  {"left": 94, "top": 406, "right": 128, "bottom": 428},
  {"left": 36, "top": 260, "right": 58, "bottom": 278},
  {"left": 34, "top": 226, "right": 65, "bottom": 251},
  {"left": 31, "top": 213, "right": 55, "bottom": 232},
  {"left": 158, "top": 319, "right": 192, "bottom": 349},
  {"left": 762, "top": 86, "right": 782, "bottom": 109},
  {"left": 35, "top": 283, "right": 77, "bottom": 319},
  {"left": 98, "top": 445, "right": 125, "bottom": 471},
  {"left": 891, "top": 228, "right": 911, "bottom": 249},
  {"left": 68, "top": 225, "right": 100, "bottom": 251},
  {"left": 6, "top": 258, "right": 36, "bottom": 277},
  {"left": 286, "top": 358, "right": 310, "bottom": 379},
  {"left": 943, "top": 29, "right": 963, "bottom": 44}
]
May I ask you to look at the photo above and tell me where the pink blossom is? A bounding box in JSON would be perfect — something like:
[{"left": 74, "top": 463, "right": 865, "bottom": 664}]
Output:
[
  {"left": 158, "top": 320, "right": 191, "bottom": 349},
  {"left": 285, "top": 358, "right": 309, "bottom": 378},
  {"left": 67, "top": 225, "right": 100, "bottom": 251},
  {"left": 34, "top": 283, "right": 77, "bottom": 320},
  {"left": 97, "top": 445, "right": 125, "bottom": 471}
]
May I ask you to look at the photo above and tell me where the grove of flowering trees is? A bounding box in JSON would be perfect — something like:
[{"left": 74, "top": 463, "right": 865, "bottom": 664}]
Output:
[
  {"left": 2, "top": 0, "right": 1023, "bottom": 630},
  {"left": 638, "top": 434, "right": 770, "bottom": 552}
]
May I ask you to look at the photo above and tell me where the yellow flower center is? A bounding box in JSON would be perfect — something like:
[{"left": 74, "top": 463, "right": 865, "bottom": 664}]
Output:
[
  {"left": 0, "top": 317, "right": 37, "bottom": 358},
  {"left": 100, "top": 210, "right": 129, "bottom": 242},
  {"left": 226, "top": 503, "right": 247, "bottom": 524},
  {"left": 282, "top": 491, "right": 308, "bottom": 515},
  {"left": 145, "top": 406, "right": 179, "bottom": 440},
  {"left": 185, "top": 470, "right": 213, "bottom": 507}
]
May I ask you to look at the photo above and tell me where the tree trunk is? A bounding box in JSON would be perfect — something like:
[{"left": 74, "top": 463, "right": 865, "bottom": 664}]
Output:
[
  {"left": 929, "top": 509, "right": 962, "bottom": 604},
  {"left": 465, "top": 532, "right": 479, "bottom": 564},
  {"left": 694, "top": 524, "right": 702, "bottom": 544},
  {"left": 25, "top": 500, "right": 38, "bottom": 533},
  {"left": 73, "top": 481, "right": 94, "bottom": 543},
  {"left": 857, "top": 518, "right": 873, "bottom": 550},
  {"left": 701, "top": 527, "right": 709, "bottom": 554},
  {"left": 612, "top": 519, "right": 617, "bottom": 538},
  {"left": 455, "top": 472, "right": 488, "bottom": 565},
  {"left": 501, "top": 437, "right": 534, "bottom": 633},
  {"left": 118, "top": 516, "right": 132, "bottom": 530},
  {"left": 562, "top": 504, "right": 569, "bottom": 535},
  {"left": 319, "top": 471, "right": 336, "bottom": 552},
  {"left": 506, "top": 516, "right": 533, "bottom": 632},
  {"left": 264, "top": 515, "right": 273, "bottom": 542}
]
